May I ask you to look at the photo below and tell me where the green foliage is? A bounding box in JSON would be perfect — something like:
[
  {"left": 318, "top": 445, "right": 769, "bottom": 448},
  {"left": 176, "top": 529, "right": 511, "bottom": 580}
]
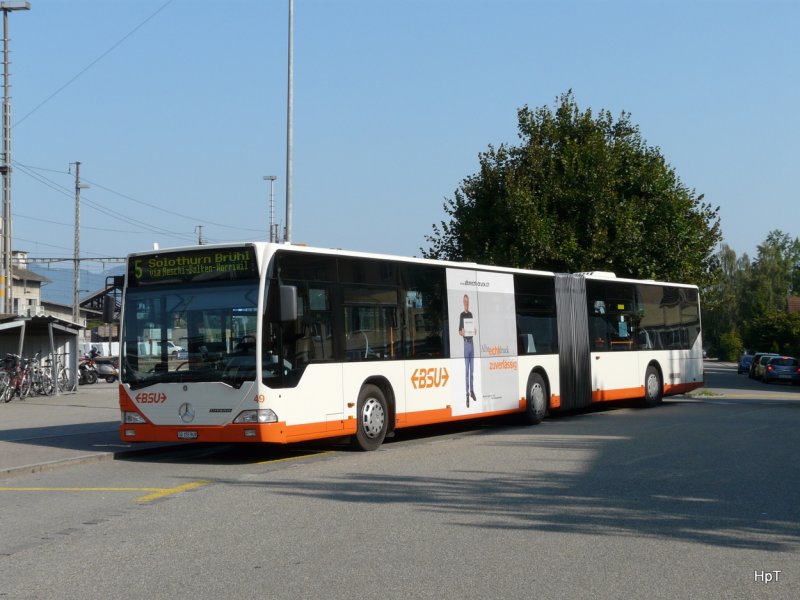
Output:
[
  {"left": 743, "top": 231, "right": 800, "bottom": 319},
  {"left": 701, "top": 243, "right": 749, "bottom": 355},
  {"left": 423, "top": 91, "right": 722, "bottom": 286},
  {"left": 745, "top": 310, "right": 800, "bottom": 357},
  {"left": 717, "top": 330, "right": 744, "bottom": 362},
  {"left": 703, "top": 231, "right": 800, "bottom": 355}
]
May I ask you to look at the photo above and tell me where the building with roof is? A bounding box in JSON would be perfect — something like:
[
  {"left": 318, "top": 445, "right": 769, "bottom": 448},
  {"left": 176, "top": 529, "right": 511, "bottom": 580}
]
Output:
[{"left": 8, "top": 255, "right": 51, "bottom": 319}]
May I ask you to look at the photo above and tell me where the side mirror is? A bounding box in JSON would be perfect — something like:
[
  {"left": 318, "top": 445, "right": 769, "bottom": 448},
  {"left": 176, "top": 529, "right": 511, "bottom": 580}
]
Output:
[{"left": 280, "top": 285, "right": 298, "bottom": 322}]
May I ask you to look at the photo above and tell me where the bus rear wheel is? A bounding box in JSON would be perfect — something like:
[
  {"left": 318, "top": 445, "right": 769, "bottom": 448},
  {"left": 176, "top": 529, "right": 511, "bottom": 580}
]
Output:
[
  {"left": 643, "top": 365, "right": 662, "bottom": 407},
  {"left": 523, "top": 373, "right": 547, "bottom": 425},
  {"left": 353, "top": 384, "right": 388, "bottom": 451}
]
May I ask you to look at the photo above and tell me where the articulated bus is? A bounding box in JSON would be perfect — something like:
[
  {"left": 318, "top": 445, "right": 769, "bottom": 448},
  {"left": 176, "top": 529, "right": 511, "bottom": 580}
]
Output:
[{"left": 118, "top": 242, "right": 703, "bottom": 450}]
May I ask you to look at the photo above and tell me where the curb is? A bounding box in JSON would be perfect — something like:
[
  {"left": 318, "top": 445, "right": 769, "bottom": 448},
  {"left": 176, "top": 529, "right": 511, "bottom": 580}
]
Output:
[
  {"left": 0, "top": 452, "right": 114, "bottom": 481},
  {"left": 0, "top": 443, "right": 181, "bottom": 481}
]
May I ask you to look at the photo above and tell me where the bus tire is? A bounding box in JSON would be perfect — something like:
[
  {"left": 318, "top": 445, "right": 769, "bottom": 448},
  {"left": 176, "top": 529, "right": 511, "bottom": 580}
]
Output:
[
  {"left": 523, "top": 372, "right": 547, "bottom": 425},
  {"left": 352, "top": 384, "right": 388, "bottom": 451},
  {"left": 643, "top": 365, "right": 662, "bottom": 407}
]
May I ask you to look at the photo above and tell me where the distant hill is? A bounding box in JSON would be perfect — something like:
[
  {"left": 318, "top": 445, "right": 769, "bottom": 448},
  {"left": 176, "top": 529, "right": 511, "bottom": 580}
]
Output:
[{"left": 29, "top": 264, "right": 125, "bottom": 305}]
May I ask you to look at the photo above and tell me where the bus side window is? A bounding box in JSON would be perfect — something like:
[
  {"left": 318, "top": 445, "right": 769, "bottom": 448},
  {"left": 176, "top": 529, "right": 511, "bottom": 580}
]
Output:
[{"left": 513, "top": 273, "right": 556, "bottom": 355}]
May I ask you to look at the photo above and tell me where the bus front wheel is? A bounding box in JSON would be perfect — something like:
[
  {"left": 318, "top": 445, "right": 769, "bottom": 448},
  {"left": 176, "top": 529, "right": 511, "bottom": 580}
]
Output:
[
  {"left": 353, "top": 384, "right": 388, "bottom": 451},
  {"left": 643, "top": 365, "right": 663, "bottom": 407},
  {"left": 523, "top": 373, "right": 547, "bottom": 425}
]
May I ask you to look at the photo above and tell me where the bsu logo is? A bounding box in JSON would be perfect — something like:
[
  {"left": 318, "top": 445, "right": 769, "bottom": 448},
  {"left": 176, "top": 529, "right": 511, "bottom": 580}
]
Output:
[{"left": 410, "top": 367, "right": 449, "bottom": 389}]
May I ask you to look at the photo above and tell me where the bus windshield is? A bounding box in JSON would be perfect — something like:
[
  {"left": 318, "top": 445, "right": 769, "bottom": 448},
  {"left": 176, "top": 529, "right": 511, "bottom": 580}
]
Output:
[{"left": 121, "top": 283, "right": 259, "bottom": 389}]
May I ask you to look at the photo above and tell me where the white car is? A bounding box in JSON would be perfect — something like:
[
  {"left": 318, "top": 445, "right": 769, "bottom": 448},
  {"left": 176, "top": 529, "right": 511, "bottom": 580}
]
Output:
[
  {"left": 139, "top": 340, "right": 185, "bottom": 358},
  {"left": 160, "top": 341, "right": 185, "bottom": 357}
]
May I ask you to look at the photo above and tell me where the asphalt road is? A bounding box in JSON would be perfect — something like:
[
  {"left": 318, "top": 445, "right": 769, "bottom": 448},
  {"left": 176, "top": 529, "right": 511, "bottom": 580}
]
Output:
[{"left": 1, "top": 362, "right": 798, "bottom": 599}]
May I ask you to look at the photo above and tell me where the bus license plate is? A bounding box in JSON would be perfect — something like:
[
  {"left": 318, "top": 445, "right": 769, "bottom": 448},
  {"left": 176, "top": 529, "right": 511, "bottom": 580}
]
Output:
[{"left": 177, "top": 431, "right": 198, "bottom": 439}]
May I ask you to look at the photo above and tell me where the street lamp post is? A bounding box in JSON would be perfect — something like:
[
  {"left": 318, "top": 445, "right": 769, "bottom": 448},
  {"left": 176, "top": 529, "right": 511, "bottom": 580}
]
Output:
[
  {"left": 0, "top": 1, "right": 30, "bottom": 315},
  {"left": 263, "top": 175, "right": 278, "bottom": 242}
]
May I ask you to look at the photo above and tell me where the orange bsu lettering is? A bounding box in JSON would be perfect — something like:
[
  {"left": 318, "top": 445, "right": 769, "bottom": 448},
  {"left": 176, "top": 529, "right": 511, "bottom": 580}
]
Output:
[
  {"left": 410, "top": 367, "right": 450, "bottom": 389},
  {"left": 135, "top": 392, "right": 167, "bottom": 404}
]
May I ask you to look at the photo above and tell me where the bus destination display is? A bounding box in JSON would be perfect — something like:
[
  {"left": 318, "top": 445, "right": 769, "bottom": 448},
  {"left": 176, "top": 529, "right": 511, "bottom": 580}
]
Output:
[{"left": 129, "top": 247, "right": 259, "bottom": 285}]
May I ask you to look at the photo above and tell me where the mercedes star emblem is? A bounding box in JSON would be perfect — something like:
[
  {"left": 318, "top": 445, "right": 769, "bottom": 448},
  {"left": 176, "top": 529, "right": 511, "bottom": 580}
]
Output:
[{"left": 178, "top": 402, "right": 195, "bottom": 423}]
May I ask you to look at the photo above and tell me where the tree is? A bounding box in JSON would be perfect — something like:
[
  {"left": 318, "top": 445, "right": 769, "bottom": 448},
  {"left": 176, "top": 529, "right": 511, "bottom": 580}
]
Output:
[
  {"left": 702, "top": 243, "right": 746, "bottom": 355},
  {"left": 743, "top": 230, "right": 800, "bottom": 318},
  {"left": 718, "top": 330, "right": 744, "bottom": 362},
  {"left": 745, "top": 310, "right": 800, "bottom": 357},
  {"left": 423, "top": 91, "right": 721, "bottom": 285}
]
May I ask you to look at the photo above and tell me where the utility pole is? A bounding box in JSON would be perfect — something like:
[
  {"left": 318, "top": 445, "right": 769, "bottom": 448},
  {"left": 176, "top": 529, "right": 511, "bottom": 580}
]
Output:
[
  {"left": 195, "top": 225, "right": 204, "bottom": 245},
  {"left": 1, "top": 1, "right": 30, "bottom": 315},
  {"left": 285, "top": 0, "right": 293, "bottom": 243},
  {"left": 72, "top": 161, "right": 89, "bottom": 325}
]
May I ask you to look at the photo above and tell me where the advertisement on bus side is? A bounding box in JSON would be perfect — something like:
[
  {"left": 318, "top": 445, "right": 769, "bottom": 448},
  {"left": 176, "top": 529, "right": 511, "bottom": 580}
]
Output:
[{"left": 446, "top": 269, "right": 518, "bottom": 416}]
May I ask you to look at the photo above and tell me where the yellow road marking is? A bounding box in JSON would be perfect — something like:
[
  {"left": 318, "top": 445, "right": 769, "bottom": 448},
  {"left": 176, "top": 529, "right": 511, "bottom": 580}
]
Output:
[
  {"left": 134, "top": 480, "right": 211, "bottom": 503},
  {"left": 0, "top": 480, "right": 212, "bottom": 503}
]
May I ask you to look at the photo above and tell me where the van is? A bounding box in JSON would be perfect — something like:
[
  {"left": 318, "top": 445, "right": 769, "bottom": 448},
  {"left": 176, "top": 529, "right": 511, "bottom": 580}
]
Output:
[{"left": 137, "top": 340, "right": 185, "bottom": 357}]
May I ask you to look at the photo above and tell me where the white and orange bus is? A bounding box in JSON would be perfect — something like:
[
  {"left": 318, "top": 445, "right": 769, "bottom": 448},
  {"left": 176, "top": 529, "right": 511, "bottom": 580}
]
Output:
[{"left": 118, "top": 242, "right": 703, "bottom": 450}]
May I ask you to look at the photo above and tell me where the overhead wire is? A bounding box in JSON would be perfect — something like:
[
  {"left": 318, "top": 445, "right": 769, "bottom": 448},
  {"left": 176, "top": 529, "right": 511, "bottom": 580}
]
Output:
[
  {"left": 13, "top": 162, "right": 196, "bottom": 243},
  {"left": 82, "top": 177, "right": 266, "bottom": 234},
  {"left": 15, "top": 162, "right": 266, "bottom": 241},
  {"left": 14, "top": 213, "right": 156, "bottom": 235},
  {"left": 9, "top": 0, "right": 264, "bottom": 275},
  {"left": 10, "top": 0, "right": 271, "bottom": 248},
  {"left": 14, "top": 0, "right": 177, "bottom": 129}
]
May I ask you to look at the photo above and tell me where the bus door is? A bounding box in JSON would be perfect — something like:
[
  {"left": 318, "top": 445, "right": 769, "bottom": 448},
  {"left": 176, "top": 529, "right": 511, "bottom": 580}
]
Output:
[{"left": 586, "top": 281, "right": 640, "bottom": 400}]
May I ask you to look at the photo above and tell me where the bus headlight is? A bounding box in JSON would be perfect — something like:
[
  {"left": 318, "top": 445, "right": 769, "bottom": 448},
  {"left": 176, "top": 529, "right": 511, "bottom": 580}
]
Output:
[
  {"left": 233, "top": 409, "right": 278, "bottom": 424},
  {"left": 123, "top": 411, "right": 147, "bottom": 424}
]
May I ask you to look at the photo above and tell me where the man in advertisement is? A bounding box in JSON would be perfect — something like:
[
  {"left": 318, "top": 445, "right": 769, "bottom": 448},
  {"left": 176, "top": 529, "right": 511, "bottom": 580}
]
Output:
[{"left": 458, "top": 294, "right": 477, "bottom": 407}]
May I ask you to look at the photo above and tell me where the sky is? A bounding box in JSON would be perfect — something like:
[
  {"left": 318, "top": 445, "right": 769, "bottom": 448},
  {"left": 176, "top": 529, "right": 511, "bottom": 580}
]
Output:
[{"left": 7, "top": 0, "right": 799, "bottom": 281}]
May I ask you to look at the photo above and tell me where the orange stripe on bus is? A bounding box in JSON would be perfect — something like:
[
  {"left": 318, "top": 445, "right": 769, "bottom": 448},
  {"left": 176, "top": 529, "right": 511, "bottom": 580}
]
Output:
[
  {"left": 592, "top": 387, "right": 644, "bottom": 403},
  {"left": 120, "top": 420, "right": 358, "bottom": 445},
  {"left": 395, "top": 405, "right": 524, "bottom": 428},
  {"left": 665, "top": 381, "right": 704, "bottom": 394},
  {"left": 119, "top": 380, "right": 704, "bottom": 445}
]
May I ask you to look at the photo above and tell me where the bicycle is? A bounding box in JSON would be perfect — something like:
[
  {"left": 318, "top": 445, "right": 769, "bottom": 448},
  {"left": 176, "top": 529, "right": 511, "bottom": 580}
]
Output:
[
  {"left": 1, "top": 354, "right": 32, "bottom": 402},
  {"left": 29, "top": 353, "right": 55, "bottom": 397},
  {"left": 0, "top": 355, "right": 13, "bottom": 402},
  {"left": 47, "top": 353, "right": 76, "bottom": 393}
]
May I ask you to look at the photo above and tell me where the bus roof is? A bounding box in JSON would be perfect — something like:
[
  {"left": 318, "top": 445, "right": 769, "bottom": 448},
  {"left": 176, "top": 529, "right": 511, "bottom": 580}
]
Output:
[{"left": 126, "top": 241, "right": 698, "bottom": 289}]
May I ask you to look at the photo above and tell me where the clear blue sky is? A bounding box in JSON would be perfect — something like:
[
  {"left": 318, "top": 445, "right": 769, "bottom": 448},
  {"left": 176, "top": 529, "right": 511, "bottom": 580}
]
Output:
[{"left": 9, "top": 0, "right": 799, "bottom": 277}]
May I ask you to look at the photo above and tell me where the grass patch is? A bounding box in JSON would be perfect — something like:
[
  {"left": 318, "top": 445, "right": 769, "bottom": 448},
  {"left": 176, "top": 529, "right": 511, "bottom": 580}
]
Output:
[{"left": 686, "top": 388, "right": 723, "bottom": 398}]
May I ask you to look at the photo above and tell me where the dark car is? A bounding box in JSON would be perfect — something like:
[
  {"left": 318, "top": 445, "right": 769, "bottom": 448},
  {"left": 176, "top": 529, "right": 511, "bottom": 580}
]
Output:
[
  {"left": 749, "top": 352, "right": 779, "bottom": 379},
  {"left": 754, "top": 353, "right": 782, "bottom": 380},
  {"left": 762, "top": 356, "right": 800, "bottom": 385},
  {"left": 737, "top": 353, "right": 753, "bottom": 374}
]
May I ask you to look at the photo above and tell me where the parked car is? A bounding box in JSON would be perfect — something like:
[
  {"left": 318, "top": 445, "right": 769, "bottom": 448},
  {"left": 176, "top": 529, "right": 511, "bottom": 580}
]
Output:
[
  {"left": 762, "top": 356, "right": 800, "bottom": 385},
  {"left": 737, "top": 353, "right": 753, "bottom": 374},
  {"left": 753, "top": 353, "right": 780, "bottom": 380},
  {"left": 749, "top": 352, "right": 779, "bottom": 379},
  {"left": 137, "top": 340, "right": 185, "bottom": 358},
  {"left": 161, "top": 341, "right": 185, "bottom": 358}
]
